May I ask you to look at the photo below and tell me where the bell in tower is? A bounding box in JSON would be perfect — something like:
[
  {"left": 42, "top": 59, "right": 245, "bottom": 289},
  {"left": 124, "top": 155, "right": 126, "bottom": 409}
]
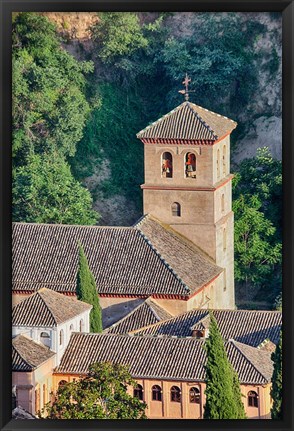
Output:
[{"left": 136, "top": 75, "right": 237, "bottom": 309}]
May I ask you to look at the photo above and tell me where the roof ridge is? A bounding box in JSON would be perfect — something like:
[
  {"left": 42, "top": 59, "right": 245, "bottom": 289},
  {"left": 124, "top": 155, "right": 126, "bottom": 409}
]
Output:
[
  {"left": 13, "top": 221, "right": 133, "bottom": 230},
  {"left": 229, "top": 340, "right": 269, "bottom": 383},
  {"left": 137, "top": 214, "right": 221, "bottom": 268},
  {"left": 185, "top": 102, "right": 218, "bottom": 139},
  {"left": 37, "top": 289, "right": 58, "bottom": 326},
  {"left": 136, "top": 103, "right": 185, "bottom": 138},
  {"left": 104, "top": 300, "right": 149, "bottom": 333},
  {"left": 12, "top": 341, "right": 34, "bottom": 370},
  {"left": 189, "top": 102, "right": 237, "bottom": 125},
  {"left": 136, "top": 228, "right": 191, "bottom": 296}
]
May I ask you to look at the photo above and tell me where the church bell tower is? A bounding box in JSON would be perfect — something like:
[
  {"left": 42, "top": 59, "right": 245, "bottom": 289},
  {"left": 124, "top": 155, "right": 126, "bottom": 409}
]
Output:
[{"left": 137, "top": 77, "right": 237, "bottom": 309}]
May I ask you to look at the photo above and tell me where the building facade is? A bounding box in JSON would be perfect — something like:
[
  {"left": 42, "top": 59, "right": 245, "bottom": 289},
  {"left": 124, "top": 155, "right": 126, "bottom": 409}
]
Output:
[{"left": 137, "top": 101, "right": 237, "bottom": 309}]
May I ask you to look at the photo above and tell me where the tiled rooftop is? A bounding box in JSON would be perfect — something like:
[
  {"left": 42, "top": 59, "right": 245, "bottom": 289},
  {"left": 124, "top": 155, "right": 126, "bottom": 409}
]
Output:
[
  {"left": 12, "top": 334, "right": 55, "bottom": 372},
  {"left": 131, "top": 309, "right": 282, "bottom": 347},
  {"left": 137, "top": 101, "right": 237, "bottom": 143},
  {"left": 12, "top": 216, "right": 221, "bottom": 298},
  {"left": 55, "top": 333, "right": 273, "bottom": 385},
  {"left": 105, "top": 297, "right": 173, "bottom": 334},
  {"left": 12, "top": 288, "right": 92, "bottom": 327}
]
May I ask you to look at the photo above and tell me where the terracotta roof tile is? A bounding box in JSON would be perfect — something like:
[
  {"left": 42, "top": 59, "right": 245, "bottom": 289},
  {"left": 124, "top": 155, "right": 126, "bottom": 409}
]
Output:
[
  {"left": 55, "top": 333, "right": 273, "bottom": 385},
  {"left": 136, "top": 215, "right": 222, "bottom": 294},
  {"left": 105, "top": 297, "right": 173, "bottom": 334},
  {"left": 131, "top": 309, "right": 282, "bottom": 347},
  {"left": 12, "top": 334, "right": 55, "bottom": 371},
  {"left": 12, "top": 219, "right": 221, "bottom": 298},
  {"left": 137, "top": 102, "right": 237, "bottom": 143},
  {"left": 12, "top": 288, "right": 92, "bottom": 327}
]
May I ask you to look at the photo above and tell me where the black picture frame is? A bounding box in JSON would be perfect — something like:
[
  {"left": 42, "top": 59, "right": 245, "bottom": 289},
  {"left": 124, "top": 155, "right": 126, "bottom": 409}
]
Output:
[{"left": 0, "top": 1, "right": 293, "bottom": 430}]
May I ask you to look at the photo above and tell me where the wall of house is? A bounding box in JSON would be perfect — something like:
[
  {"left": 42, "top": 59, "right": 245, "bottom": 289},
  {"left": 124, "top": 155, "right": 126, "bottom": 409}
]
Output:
[
  {"left": 12, "top": 356, "right": 55, "bottom": 416},
  {"left": 12, "top": 309, "right": 91, "bottom": 365},
  {"left": 52, "top": 373, "right": 272, "bottom": 419}
]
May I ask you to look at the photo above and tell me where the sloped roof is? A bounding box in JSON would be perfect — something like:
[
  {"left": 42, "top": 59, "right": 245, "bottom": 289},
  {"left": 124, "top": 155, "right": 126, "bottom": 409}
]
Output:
[
  {"left": 105, "top": 297, "right": 173, "bottom": 334},
  {"left": 12, "top": 218, "right": 221, "bottom": 298},
  {"left": 131, "top": 309, "right": 282, "bottom": 348},
  {"left": 137, "top": 102, "right": 237, "bottom": 143},
  {"left": 55, "top": 333, "right": 273, "bottom": 385},
  {"left": 12, "top": 288, "right": 92, "bottom": 327},
  {"left": 136, "top": 215, "right": 222, "bottom": 294},
  {"left": 12, "top": 334, "right": 55, "bottom": 371}
]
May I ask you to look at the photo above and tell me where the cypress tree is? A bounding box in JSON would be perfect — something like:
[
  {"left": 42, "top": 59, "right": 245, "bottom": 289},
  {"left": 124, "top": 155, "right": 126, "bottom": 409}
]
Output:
[
  {"left": 76, "top": 244, "right": 103, "bottom": 333},
  {"left": 204, "top": 311, "right": 246, "bottom": 419},
  {"left": 270, "top": 330, "right": 282, "bottom": 419}
]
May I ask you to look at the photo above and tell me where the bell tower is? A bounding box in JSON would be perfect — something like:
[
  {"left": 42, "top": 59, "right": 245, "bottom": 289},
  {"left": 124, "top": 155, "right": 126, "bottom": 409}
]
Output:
[{"left": 137, "top": 82, "right": 237, "bottom": 309}]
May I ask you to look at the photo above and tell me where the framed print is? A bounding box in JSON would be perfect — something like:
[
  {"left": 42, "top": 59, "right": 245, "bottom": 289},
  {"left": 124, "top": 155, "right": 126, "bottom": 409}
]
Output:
[{"left": 1, "top": 1, "right": 293, "bottom": 430}]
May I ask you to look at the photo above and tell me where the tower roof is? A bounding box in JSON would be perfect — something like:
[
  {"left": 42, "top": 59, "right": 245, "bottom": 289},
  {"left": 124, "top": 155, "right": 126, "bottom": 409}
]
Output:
[{"left": 137, "top": 101, "right": 237, "bottom": 144}]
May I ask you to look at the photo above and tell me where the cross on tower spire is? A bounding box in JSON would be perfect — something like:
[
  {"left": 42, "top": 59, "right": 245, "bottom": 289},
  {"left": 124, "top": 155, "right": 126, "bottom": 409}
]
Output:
[{"left": 179, "top": 73, "right": 192, "bottom": 101}]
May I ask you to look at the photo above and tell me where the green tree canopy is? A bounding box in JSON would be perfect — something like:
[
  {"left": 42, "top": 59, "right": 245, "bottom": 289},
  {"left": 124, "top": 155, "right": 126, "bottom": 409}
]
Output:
[
  {"left": 233, "top": 148, "right": 282, "bottom": 301},
  {"left": 12, "top": 12, "right": 93, "bottom": 165},
  {"left": 91, "top": 12, "right": 148, "bottom": 63},
  {"left": 42, "top": 362, "right": 147, "bottom": 419},
  {"left": 76, "top": 244, "right": 103, "bottom": 333},
  {"left": 13, "top": 153, "right": 98, "bottom": 225},
  {"left": 204, "top": 312, "right": 246, "bottom": 419},
  {"left": 270, "top": 330, "right": 282, "bottom": 419},
  {"left": 233, "top": 194, "right": 282, "bottom": 287}
]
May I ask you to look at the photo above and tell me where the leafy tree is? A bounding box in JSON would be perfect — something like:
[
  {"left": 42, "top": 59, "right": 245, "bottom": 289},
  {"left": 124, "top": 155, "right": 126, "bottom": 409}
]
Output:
[
  {"left": 91, "top": 13, "right": 148, "bottom": 63},
  {"left": 42, "top": 362, "right": 147, "bottom": 419},
  {"left": 13, "top": 153, "right": 98, "bottom": 225},
  {"left": 233, "top": 147, "right": 282, "bottom": 240},
  {"left": 12, "top": 12, "right": 93, "bottom": 165},
  {"left": 271, "top": 331, "right": 282, "bottom": 419},
  {"left": 233, "top": 148, "right": 282, "bottom": 301},
  {"left": 76, "top": 244, "right": 103, "bottom": 333},
  {"left": 233, "top": 194, "right": 282, "bottom": 289},
  {"left": 204, "top": 312, "right": 246, "bottom": 419},
  {"left": 160, "top": 13, "right": 266, "bottom": 114}
]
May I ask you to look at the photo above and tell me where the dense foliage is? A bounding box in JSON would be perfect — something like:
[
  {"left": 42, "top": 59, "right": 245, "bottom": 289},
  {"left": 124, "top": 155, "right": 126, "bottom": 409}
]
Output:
[
  {"left": 12, "top": 12, "right": 281, "bottom": 307},
  {"left": 270, "top": 331, "right": 282, "bottom": 419},
  {"left": 42, "top": 362, "right": 147, "bottom": 419},
  {"left": 13, "top": 153, "right": 98, "bottom": 224},
  {"left": 12, "top": 12, "right": 99, "bottom": 225},
  {"left": 204, "top": 312, "right": 247, "bottom": 419},
  {"left": 233, "top": 148, "right": 282, "bottom": 303},
  {"left": 76, "top": 245, "right": 103, "bottom": 333}
]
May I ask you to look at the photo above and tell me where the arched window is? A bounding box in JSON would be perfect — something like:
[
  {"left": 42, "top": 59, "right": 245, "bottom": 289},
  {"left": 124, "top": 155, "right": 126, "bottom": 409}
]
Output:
[
  {"left": 217, "top": 149, "right": 220, "bottom": 178},
  {"left": 133, "top": 384, "right": 143, "bottom": 401},
  {"left": 221, "top": 194, "right": 225, "bottom": 213},
  {"left": 222, "top": 145, "right": 226, "bottom": 176},
  {"left": 79, "top": 319, "right": 84, "bottom": 332},
  {"left": 70, "top": 324, "right": 74, "bottom": 332},
  {"left": 152, "top": 385, "right": 162, "bottom": 401},
  {"left": 162, "top": 152, "right": 173, "bottom": 178},
  {"left": 59, "top": 329, "right": 64, "bottom": 346},
  {"left": 172, "top": 202, "right": 181, "bottom": 217},
  {"left": 189, "top": 387, "right": 200, "bottom": 404},
  {"left": 223, "top": 227, "right": 227, "bottom": 251},
  {"left": 185, "top": 152, "right": 196, "bottom": 178},
  {"left": 40, "top": 331, "right": 51, "bottom": 348},
  {"left": 248, "top": 390, "right": 258, "bottom": 408},
  {"left": 170, "top": 386, "right": 181, "bottom": 403},
  {"left": 58, "top": 380, "right": 67, "bottom": 388}
]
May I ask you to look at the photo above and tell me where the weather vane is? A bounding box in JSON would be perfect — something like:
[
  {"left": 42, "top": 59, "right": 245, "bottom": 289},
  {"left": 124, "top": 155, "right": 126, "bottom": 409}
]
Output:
[{"left": 178, "top": 73, "right": 194, "bottom": 101}]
